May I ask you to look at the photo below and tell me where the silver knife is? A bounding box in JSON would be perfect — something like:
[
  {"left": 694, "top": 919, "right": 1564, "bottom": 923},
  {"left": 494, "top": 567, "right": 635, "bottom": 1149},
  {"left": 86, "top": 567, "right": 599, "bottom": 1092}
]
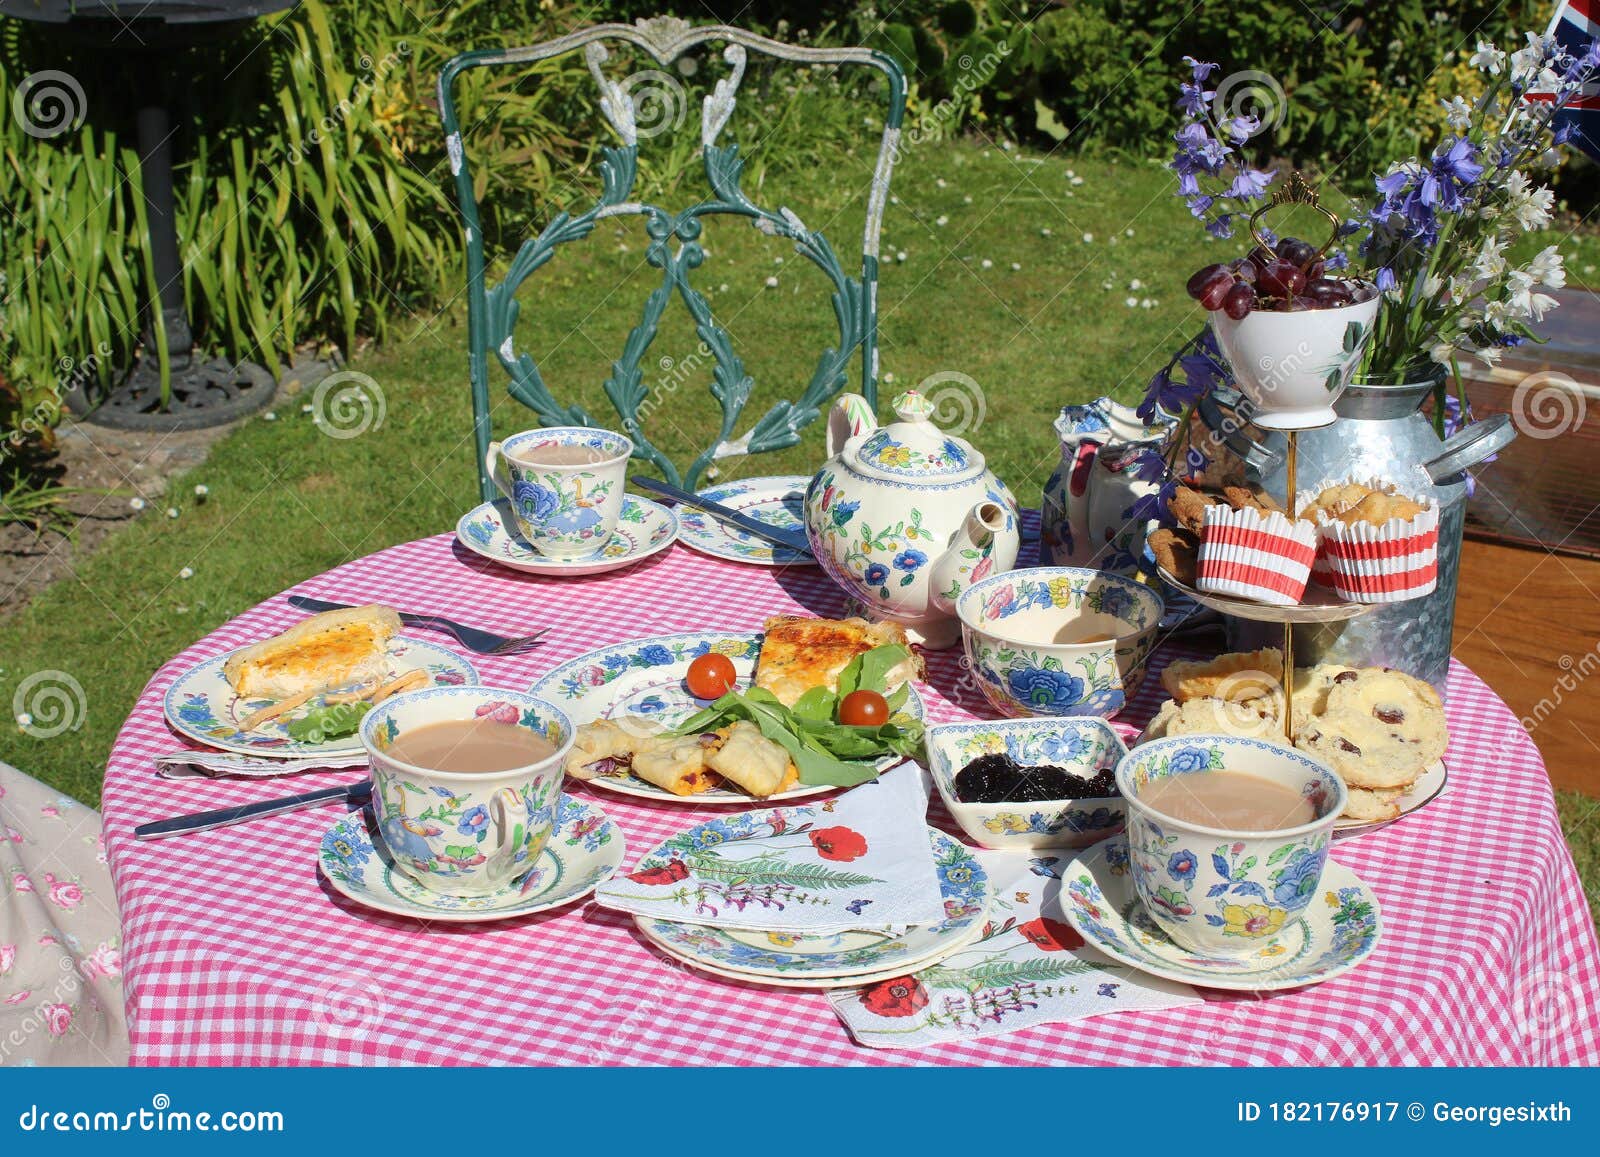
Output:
[
  {"left": 134, "top": 781, "right": 373, "bottom": 840},
  {"left": 632, "top": 477, "right": 814, "bottom": 556}
]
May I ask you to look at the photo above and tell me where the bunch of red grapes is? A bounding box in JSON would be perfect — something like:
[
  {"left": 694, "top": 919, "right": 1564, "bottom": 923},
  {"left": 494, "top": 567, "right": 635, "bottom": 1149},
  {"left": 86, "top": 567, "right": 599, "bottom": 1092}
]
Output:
[{"left": 1185, "top": 236, "right": 1376, "bottom": 320}]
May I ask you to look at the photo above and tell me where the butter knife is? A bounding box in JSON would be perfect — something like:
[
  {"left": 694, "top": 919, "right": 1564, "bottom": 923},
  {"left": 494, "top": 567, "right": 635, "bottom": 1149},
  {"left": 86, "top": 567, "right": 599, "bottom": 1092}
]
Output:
[
  {"left": 134, "top": 781, "right": 372, "bottom": 840},
  {"left": 631, "top": 477, "right": 814, "bottom": 557}
]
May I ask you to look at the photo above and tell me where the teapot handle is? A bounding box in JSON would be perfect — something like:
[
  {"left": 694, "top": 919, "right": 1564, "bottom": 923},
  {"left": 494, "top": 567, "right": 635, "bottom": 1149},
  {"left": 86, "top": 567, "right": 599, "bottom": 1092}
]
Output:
[
  {"left": 1424, "top": 413, "right": 1516, "bottom": 482},
  {"left": 827, "top": 394, "right": 876, "bottom": 457}
]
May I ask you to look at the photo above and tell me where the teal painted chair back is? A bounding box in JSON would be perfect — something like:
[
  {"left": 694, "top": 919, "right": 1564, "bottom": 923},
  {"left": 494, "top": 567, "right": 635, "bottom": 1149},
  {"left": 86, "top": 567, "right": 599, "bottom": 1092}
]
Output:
[{"left": 437, "top": 18, "right": 907, "bottom": 501}]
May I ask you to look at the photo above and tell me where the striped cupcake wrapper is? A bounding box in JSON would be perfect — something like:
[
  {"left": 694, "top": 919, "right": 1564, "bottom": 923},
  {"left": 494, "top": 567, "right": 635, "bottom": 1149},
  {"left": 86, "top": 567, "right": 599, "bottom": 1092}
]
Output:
[
  {"left": 1319, "top": 518, "right": 1440, "bottom": 603},
  {"left": 1196, "top": 506, "right": 1317, "bottom": 606}
]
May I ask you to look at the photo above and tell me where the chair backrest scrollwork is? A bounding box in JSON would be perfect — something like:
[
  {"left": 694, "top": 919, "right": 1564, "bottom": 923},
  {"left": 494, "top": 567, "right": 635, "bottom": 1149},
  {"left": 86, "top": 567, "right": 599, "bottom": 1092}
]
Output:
[{"left": 437, "top": 18, "right": 907, "bottom": 499}]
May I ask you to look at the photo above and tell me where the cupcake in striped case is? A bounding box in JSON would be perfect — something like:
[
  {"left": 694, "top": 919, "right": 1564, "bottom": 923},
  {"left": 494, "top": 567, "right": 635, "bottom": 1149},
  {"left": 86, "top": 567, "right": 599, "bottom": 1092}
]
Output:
[
  {"left": 1196, "top": 504, "right": 1317, "bottom": 606},
  {"left": 1307, "top": 481, "right": 1440, "bottom": 603}
]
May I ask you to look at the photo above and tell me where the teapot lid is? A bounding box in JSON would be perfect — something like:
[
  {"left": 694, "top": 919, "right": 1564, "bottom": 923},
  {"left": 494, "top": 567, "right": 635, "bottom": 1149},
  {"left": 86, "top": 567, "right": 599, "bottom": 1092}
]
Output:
[{"left": 845, "top": 390, "right": 987, "bottom": 484}]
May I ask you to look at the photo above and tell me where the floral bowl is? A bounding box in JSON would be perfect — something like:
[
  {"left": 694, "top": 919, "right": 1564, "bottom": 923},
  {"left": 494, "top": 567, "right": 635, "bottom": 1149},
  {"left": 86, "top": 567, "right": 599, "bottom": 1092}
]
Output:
[
  {"left": 1114, "top": 735, "right": 1346, "bottom": 958},
  {"left": 926, "top": 718, "right": 1128, "bottom": 851},
  {"left": 956, "top": 567, "right": 1164, "bottom": 719}
]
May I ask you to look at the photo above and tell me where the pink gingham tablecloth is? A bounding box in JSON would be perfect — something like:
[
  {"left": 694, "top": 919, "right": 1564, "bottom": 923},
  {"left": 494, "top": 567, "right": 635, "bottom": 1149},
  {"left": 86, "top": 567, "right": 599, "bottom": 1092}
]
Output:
[{"left": 100, "top": 533, "right": 1600, "bottom": 1065}]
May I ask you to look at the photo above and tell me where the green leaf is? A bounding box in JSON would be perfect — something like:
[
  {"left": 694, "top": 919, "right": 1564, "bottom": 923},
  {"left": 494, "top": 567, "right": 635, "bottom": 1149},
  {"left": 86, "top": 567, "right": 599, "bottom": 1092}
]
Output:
[
  {"left": 791, "top": 686, "right": 838, "bottom": 722},
  {"left": 836, "top": 644, "right": 911, "bottom": 699}
]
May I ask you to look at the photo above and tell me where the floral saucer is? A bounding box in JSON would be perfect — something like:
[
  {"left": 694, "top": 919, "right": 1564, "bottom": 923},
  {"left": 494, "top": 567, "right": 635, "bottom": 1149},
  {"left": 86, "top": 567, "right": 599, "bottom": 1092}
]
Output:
[
  {"left": 164, "top": 638, "right": 477, "bottom": 758},
  {"left": 635, "top": 924, "right": 973, "bottom": 990},
  {"left": 1335, "top": 760, "right": 1448, "bottom": 837},
  {"left": 318, "top": 795, "right": 624, "bottom": 922},
  {"left": 634, "top": 828, "right": 989, "bottom": 980},
  {"left": 528, "top": 630, "right": 925, "bottom": 804},
  {"left": 1061, "top": 835, "right": 1381, "bottom": 992},
  {"left": 676, "top": 475, "right": 815, "bottom": 566},
  {"left": 454, "top": 495, "right": 678, "bottom": 577}
]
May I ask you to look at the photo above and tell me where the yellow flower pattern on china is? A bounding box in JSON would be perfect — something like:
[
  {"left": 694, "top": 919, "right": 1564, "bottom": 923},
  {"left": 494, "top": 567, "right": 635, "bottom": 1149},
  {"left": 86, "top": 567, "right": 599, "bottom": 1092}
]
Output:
[{"left": 1221, "top": 902, "right": 1288, "bottom": 938}]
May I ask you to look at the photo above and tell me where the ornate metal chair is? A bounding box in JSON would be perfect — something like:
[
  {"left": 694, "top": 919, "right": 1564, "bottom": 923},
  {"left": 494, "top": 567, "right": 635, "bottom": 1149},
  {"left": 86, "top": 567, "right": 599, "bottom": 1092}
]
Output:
[{"left": 437, "top": 18, "right": 907, "bottom": 501}]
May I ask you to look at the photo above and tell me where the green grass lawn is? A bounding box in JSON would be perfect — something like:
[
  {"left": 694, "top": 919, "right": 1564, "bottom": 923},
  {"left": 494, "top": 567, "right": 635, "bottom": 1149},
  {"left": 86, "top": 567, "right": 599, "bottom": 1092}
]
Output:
[{"left": 1, "top": 138, "right": 1595, "bottom": 920}]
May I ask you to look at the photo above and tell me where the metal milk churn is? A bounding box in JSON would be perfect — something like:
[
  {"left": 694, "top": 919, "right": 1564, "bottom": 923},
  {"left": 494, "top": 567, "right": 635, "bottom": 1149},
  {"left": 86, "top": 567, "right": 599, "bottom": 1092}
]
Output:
[{"left": 1201, "top": 372, "right": 1517, "bottom": 696}]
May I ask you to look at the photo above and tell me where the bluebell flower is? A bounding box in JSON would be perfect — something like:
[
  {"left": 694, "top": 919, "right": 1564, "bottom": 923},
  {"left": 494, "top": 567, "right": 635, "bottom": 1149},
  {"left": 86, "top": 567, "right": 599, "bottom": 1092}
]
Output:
[
  {"left": 1226, "top": 168, "right": 1275, "bottom": 201},
  {"left": 1176, "top": 82, "right": 1212, "bottom": 117},
  {"left": 1182, "top": 55, "right": 1218, "bottom": 83},
  {"left": 1376, "top": 267, "right": 1398, "bottom": 292},
  {"left": 1185, "top": 445, "right": 1210, "bottom": 475},
  {"left": 1204, "top": 215, "right": 1236, "bottom": 239},
  {"left": 1224, "top": 115, "right": 1260, "bottom": 144}
]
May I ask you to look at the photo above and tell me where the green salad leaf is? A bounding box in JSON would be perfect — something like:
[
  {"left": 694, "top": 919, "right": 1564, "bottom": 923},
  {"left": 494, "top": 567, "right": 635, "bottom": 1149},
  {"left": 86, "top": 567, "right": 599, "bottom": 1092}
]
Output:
[
  {"left": 285, "top": 701, "right": 372, "bottom": 744},
  {"left": 671, "top": 644, "right": 922, "bottom": 787}
]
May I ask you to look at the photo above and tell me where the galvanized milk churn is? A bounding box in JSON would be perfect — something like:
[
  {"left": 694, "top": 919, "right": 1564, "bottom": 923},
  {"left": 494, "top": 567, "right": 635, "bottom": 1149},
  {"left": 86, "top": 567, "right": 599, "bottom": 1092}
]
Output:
[{"left": 1200, "top": 371, "right": 1517, "bottom": 697}]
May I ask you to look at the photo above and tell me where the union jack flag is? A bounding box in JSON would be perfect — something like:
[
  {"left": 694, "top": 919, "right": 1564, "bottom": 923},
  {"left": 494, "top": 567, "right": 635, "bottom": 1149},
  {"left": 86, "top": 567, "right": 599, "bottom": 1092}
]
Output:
[{"left": 1530, "top": 0, "right": 1600, "bottom": 162}]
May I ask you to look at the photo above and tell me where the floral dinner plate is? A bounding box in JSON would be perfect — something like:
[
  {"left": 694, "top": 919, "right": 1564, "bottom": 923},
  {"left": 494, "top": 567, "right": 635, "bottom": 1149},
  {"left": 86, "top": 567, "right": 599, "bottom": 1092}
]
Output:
[
  {"left": 455, "top": 495, "right": 678, "bottom": 578},
  {"left": 676, "top": 475, "right": 815, "bottom": 566},
  {"left": 1061, "top": 835, "right": 1381, "bottom": 992},
  {"left": 528, "top": 630, "right": 925, "bottom": 804},
  {"left": 318, "top": 794, "right": 624, "bottom": 923},
  {"left": 633, "top": 826, "right": 989, "bottom": 979},
  {"left": 164, "top": 637, "right": 477, "bottom": 758}
]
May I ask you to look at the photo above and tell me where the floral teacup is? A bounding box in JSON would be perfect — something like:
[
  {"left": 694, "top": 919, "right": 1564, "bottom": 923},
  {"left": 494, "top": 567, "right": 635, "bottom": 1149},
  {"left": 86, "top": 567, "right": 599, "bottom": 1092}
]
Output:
[
  {"left": 486, "top": 427, "right": 632, "bottom": 559},
  {"left": 360, "top": 687, "right": 573, "bottom": 897},
  {"left": 956, "top": 567, "right": 1163, "bottom": 719},
  {"left": 1115, "top": 735, "right": 1346, "bottom": 959}
]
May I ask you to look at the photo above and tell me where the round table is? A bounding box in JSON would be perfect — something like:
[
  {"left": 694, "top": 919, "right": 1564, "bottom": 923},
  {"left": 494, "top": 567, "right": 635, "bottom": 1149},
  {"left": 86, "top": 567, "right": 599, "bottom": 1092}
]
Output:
[{"left": 102, "top": 531, "right": 1600, "bottom": 1064}]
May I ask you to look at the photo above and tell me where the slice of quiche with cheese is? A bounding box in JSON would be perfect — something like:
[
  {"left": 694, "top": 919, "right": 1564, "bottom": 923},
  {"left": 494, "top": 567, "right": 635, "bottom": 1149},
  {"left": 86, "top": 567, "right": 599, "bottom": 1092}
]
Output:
[
  {"left": 223, "top": 605, "right": 401, "bottom": 701},
  {"left": 753, "top": 616, "right": 922, "bottom": 706}
]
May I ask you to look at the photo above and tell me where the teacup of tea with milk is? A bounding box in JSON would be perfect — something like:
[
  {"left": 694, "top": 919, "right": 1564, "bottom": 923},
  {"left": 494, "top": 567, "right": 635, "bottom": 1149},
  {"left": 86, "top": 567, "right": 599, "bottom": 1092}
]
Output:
[
  {"left": 486, "top": 427, "right": 633, "bottom": 558},
  {"left": 360, "top": 686, "right": 573, "bottom": 896},
  {"left": 1114, "top": 735, "right": 1345, "bottom": 957}
]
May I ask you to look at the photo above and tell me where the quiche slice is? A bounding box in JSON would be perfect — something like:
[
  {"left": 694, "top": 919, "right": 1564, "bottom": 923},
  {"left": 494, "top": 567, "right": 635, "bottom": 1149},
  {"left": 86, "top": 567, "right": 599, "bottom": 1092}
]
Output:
[
  {"left": 223, "top": 605, "right": 401, "bottom": 701},
  {"left": 753, "top": 616, "right": 923, "bottom": 707}
]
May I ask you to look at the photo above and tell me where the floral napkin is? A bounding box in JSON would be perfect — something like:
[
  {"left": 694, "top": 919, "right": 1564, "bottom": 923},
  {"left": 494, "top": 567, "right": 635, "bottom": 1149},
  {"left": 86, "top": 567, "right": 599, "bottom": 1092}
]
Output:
[
  {"left": 595, "top": 763, "right": 947, "bottom": 934},
  {"left": 827, "top": 849, "right": 1201, "bottom": 1049}
]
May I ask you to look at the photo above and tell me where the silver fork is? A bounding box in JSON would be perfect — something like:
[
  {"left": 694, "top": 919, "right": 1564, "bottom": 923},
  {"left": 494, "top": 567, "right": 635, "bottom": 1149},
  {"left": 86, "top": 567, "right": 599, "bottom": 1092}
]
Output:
[{"left": 286, "top": 595, "right": 549, "bottom": 657}]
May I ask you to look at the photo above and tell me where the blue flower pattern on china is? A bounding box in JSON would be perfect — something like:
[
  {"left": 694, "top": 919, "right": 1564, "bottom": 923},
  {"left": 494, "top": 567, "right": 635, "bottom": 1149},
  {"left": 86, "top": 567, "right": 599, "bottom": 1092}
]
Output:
[{"left": 959, "top": 568, "right": 1161, "bottom": 719}]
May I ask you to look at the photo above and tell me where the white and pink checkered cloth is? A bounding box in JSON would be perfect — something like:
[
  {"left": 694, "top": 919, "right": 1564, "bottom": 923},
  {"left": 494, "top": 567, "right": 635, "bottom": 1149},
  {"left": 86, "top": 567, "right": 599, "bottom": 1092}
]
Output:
[{"left": 101, "top": 531, "right": 1600, "bottom": 1064}]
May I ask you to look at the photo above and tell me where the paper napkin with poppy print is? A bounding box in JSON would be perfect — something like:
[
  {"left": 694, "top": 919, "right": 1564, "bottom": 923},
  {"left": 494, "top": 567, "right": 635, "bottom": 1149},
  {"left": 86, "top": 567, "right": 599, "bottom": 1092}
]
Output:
[
  {"left": 827, "top": 851, "right": 1201, "bottom": 1049},
  {"left": 595, "top": 763, "right": 946, "bottom": 934}
]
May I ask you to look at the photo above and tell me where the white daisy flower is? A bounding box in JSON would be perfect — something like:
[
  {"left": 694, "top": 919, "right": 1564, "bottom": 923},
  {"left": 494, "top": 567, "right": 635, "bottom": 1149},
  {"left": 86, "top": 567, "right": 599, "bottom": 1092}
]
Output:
[
  {"left": 193, "top": 484, "right": 209, "bottom": 498},
  {"left": 1125, "top": 296, "right": 1139, "bottom": 308},
  {"left": 764, "top": 276, "right": 779, "bottom": 288},
  {"left": 129, "top": 497, "right": 146, "bottom": 512},
  {"left": 1129, "top": 278, "right": 1143, "bottom": 290},
  {"left": 179, "top": 567, "right": 194, "bottom": 580},
  {"left": 1010, "top": 262, "right": 1021, "bottom": 271},
  {"left": 166, "top": 507, "right": 179, "bottom": 519},
  {"left": 935, "top": 215, "right": 948, "bottom": 226},
  {"left": 1070, "top": 176, "right": 1084, "bottom": 187},
  {"left": 263, "top": 411, "right": 277, "bottom": 421},
  {"left": 1082, "top": 232, "right": 1094, "bottom": 244},
  {"left": 980, "top": 259, "right": 993, "bottom": 269},
  {"left": 1040, "top": 227, "right": 1052, "bottom": 237},
  {"left": 936, "top": 178, "right": 947, "bottom": 188}
]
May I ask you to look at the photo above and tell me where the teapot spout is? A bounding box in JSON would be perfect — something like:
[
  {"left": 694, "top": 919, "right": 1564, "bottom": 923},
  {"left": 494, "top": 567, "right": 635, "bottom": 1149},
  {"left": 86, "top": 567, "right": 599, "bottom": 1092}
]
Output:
[{"left": 930, "top": 501, "right": 1010, "bottom": 614}]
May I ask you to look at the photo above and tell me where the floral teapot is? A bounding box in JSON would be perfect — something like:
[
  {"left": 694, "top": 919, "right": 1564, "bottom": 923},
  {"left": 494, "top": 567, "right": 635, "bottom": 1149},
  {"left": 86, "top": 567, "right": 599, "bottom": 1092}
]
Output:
[{"left": 804, "top": 390, "right": 1021, "bottom": 649}]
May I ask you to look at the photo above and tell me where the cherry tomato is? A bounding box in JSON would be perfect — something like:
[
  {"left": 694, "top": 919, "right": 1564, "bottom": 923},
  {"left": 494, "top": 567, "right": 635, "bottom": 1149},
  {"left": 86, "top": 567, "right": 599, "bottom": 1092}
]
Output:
[
  {"left": 685, "top": 652, "right": 737, "bottom": 700},
  {"left": 839, "top": 689, "right": 890, "bottom": 727}
]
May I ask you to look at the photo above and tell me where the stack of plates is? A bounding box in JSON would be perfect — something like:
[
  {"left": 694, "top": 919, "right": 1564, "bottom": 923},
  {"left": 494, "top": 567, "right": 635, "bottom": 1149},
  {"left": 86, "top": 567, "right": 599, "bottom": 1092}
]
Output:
[{"left": 631, "top": 820, "right": 992, "bottom": 989}]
